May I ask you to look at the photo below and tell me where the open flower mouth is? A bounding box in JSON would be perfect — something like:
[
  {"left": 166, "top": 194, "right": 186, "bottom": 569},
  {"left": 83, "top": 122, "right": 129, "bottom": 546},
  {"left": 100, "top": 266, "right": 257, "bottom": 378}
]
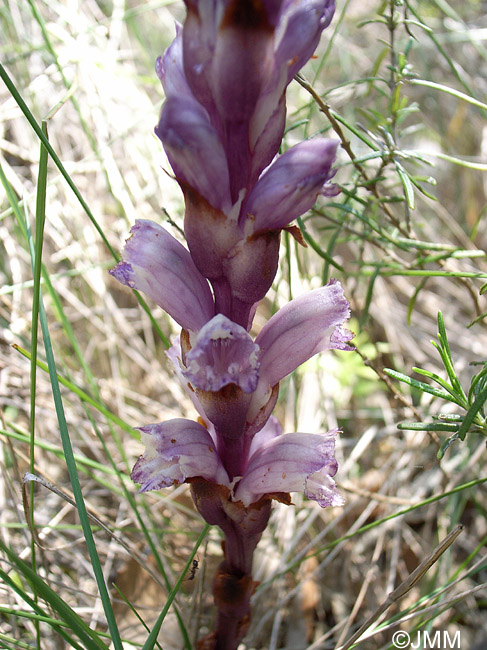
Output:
[{"left": 131, "top": 416, "right": 344, "bottom": 509}]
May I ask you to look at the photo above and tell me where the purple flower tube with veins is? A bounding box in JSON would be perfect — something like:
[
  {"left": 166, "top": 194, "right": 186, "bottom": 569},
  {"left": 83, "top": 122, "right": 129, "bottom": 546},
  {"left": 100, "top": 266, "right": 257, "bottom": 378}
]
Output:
[{"left": 109, "top": 219, "right": 214, "bottom": 333}]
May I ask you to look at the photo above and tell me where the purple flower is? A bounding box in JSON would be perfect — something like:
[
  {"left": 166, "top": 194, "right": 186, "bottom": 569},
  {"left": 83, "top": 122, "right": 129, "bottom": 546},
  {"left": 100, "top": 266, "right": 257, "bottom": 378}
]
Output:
[
  {"left": 234, "top": 420, "right": 344, "bottom": 507},
  {"left": 131, "top": 415, "right": 343, "bottom": 508},
  {"left": 249, "top": 279, "right": 353, "bottom": 419},
  {"left": 244, "top": 139, "right": 339, "bottom": 232},
  {"left": 154, "top": 0, "right": 338, "bottom": 328},
  {"left": 131, "top": 419, "right": 229, "bottom": 491},
  {"left": 114, "top": 2, "right": 348, "bottom": 646},
  {"left": 109, "top": 219, "right": 214, "bottom": 333},
  {"left": 183, "top": 314, "right": 260, "bottom": 394},
  {"left": 174, "top": 280, "right": 353, "bottom": 425},
  {"left": 144, "top": 280, "right": 351, "bottom": 474},
  {"left": 156, "top": 96, "right": 232, "bottom": 214},
  {"left": 175, "top": 0, "right": 336, "bottom": 192}
]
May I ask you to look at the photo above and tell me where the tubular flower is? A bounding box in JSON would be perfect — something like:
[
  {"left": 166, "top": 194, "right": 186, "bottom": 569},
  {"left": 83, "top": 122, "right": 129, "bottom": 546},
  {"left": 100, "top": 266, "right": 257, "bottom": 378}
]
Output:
[
  {"left": 175, "top": 279, "right": 353, "bottom": 431},
  {"left": 131, "top": 416, "right": 343, "bottom": 509},
  {"left": 109, "top": 219, "right": 214, "bottom": 333},
  {"left": 128, "top": 279, "right": 352, "bottom": 484}
]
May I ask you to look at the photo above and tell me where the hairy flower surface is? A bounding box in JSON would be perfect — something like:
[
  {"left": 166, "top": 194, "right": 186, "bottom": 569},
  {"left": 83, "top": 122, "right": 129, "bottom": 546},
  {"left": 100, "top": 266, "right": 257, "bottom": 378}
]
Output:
[
  {"left": 131, "top": 416, "right": 343, "bottom": 508},
  {"left": 109, "top": 219, "right": 215, "bottom": 333}
]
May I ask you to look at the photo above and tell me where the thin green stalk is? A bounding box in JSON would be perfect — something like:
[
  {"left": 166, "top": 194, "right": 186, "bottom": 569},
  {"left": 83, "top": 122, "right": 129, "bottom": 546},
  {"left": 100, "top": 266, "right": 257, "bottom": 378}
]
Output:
[
  {"left": 83, "top": 410, "right": 192, "bottom": 649},
  {"left": 12, "top": 344, "right": 135, "bottom": 436},
  {"left": 111, "top": 584, "right": 165, "bottom": 650},
  {"left": 351, "top": 268, "right": 487, "bottom": 279},
  {"left": 0, "top": 561, "right": 101, "bottom": 650},
  {"left": 32, "top": 280, "right": 123, "bottom": 648},
  {"left": 0, "top": 606, "right": 69, "bottom": 631},
  {"left": 0, "top": 425, "right": 128, "bottom": 480},
  {"left": 405, "top": 1, "right": 482, "bottom": 103},
  {"left": 297, "top": 215, "right": 344, "bottom": 272},
  {"left": 29, "top": 119, "right": 49, "bottom": 650},
  {"left": 275, "top": 475, "right": 487, "bottom": 580},
  {"left": 141, "top": 524, "right": 210, "bottom": 650},
  {"left": 11, "top": 171, "right": 124, "bottom": 647}
]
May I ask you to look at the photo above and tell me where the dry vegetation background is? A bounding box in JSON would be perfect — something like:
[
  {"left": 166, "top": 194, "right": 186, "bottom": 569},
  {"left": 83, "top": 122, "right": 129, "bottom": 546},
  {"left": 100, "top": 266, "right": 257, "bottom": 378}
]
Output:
[{"left": 1, "top": 1, "right": 487, "bottom": 649}]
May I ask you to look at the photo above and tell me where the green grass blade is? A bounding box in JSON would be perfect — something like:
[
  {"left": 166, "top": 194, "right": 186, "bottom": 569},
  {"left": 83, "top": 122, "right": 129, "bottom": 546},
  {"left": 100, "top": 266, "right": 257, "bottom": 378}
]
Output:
[
  {"left": 15, "top": 158, "right": 124, "bottom": 647},
  {"left": 397, "top": 422, "right": 460, "bottom": 432},
  {"left": 0, "top": 557, "right": 104, "bottom": 650},
  {"left": 395, "top": 161, "right": 415, "bottom": 209},
  {"left": 141, "top": 524, "right": 210, "bottom": 650},
  {"left": 111, "top": 584, "right": 165, "bottom": 650},
  {"left": 409, "top": 79, "right": 487, "bottom": 112},
  {"left": 0, "top": 62, "right": 170, "bottom": 349},
  {"left": 411, "top": 366, "right": 460, "bottom": 401},
  {"left": 29, "top": 119, "right": 49, "bottom": 650},
  {"left": 0, "top": 425, "right": 130, "bottom": 482},
  {"left": 433, "top": 313, "right": 467, "bottom": 403},
  {"left": 0, "top": 633, "right": 42, "bottom": 650},
  {"left": 32, "top": 281, "right": 124, "bottom": 649},
  {"left": 12, "top": 344, "right": 135, "bottom": 436},
  {"left": 405, "top": 2, "right": 480, "bottom": 101},
  {"left": 296, "top": 215, "right": 345, "bottom": 272},
  {"left": 456, "top": 383, "right": 487, "bottom": 441}
]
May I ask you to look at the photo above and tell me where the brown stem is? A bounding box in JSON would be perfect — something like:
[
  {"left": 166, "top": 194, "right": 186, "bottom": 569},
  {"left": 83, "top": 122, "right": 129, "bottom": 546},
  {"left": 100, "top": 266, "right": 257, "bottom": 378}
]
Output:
[{"left": 191, "top": 482, "right": 272, "bottom": 649}]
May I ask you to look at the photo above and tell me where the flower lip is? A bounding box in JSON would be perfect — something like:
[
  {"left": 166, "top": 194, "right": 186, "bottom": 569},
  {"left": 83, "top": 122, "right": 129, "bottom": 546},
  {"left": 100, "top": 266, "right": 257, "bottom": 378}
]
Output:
[
  {"left": 109, "top": 219, "right": 214, "bottom": 333},
  {"left": 183, "top": 313, "right": 261, "bottom": 393},
  {"left": 233, "top": 419, "right": 344, "bottom": 507},
  {"left": 131, "top": 419, "right": 229, "bottom": 492}
]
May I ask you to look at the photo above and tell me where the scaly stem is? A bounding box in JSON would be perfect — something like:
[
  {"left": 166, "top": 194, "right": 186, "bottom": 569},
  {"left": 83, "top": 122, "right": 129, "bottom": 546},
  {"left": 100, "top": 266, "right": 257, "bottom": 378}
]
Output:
[{"left": 191, "top": 482, "right": 272, "bottom": 649}]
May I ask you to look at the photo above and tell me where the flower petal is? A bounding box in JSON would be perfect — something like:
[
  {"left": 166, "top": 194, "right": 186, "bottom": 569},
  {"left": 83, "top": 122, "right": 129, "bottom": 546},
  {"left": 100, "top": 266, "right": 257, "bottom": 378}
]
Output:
[
  {"left": 248, "top": 0, "right": 335, "bottom": 172},
  {"left": 275, "top": 0, "right": 336, "bottom": 82},
  {"left": 131, "top": 418, "right": 229, "bottom": 492},
  {"left": 156, "top": 96, "right": 232, "bottom": 212},
  {"left": 156, "top": 25, "right": 193, "bottom": 101},
  {"left": 247, "top": 415, "right": 283, "bottom": 458},
  {"left": 166, "top": 340, "right": 213, "bottom": 431},
  {"left": 248, "top": 280, "right": 353, "bottom": 419},
  {"left": 249, "top": 94, "right": 286, "bottom": 186},
  {"left": 110, "top": 219, "right": 214, "bottom": 332},
  {"left": 184, "top": 314, "right": 260, "bottom": 393},
  {"left": 246, "top": 139, "right": 338, "bottom": 233},
  {"left": 235, "top": 428, "right": 343, "bottom": 507}
]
